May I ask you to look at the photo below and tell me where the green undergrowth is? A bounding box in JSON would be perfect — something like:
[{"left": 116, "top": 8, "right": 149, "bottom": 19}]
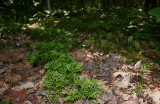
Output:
[
  {"left": 27, "top": 29, "right": 103, "bottom": 102},
  {"left": 26, "top": 28, "right": 74, "bottom": 42}
]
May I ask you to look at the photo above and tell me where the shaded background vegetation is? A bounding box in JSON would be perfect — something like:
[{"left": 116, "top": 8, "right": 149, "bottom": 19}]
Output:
[
  {"left": 0, "top": 0, "right": 160, "bottom": 64},
  {"left": 1, "top": 0, "right": 160, "bottom": 19},
  {"left": 1, "top": 0, "right": 160, "bottom": 103}
]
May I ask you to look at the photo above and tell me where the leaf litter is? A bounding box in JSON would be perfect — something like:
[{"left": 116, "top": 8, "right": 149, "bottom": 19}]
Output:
[
  {"left": 72, "top": 49, "right": 160, "bottom": 104},
  {"left": 0, "top": 34, "right": 160, "bottom": 104}
]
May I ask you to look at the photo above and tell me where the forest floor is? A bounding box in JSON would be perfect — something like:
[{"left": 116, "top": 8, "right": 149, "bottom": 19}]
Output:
[{"left": 0, "top": 26, "right": 160, "bottom": 104}]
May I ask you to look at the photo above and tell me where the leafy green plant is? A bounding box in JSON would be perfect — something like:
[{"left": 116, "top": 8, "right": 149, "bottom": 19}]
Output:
[
  {"left": 118, "top": 33, "right": 124, "bottom": 42},
  {"left": 44, "top": 61, "right": 82, "bottom": 84},
  {"left": 42, "top": 59, "right": 103, "bottom": 101},
  {"left": 26, "top": 41, "right": 104, "bottom": 102},
  {"left": 133, "top": 40, "right": 140, "bottom": 50},
  {"left": 59, "top": 78, "right": 103, "bottom": 101},
  {"left": 44, "top": 59, "right": 81, "bottom": 73},
  {"left": 26, "top": 28, "right": 74, "bottom": 42},
  {"left": 39, "top": 90, "right": 46, "bottom": 96},
  {"left": 107, "top": 33, "right": 114, "bottom": 41},
  {"left": 71, "top": 38, "right": 81, "bottom": 45},
  {"left": 42, "top": 71, "right": 68, "bottom": 90},
  {"left": 128, "top": 36, "right": 140, "bottom": 51},
  {"left": 60, "top": 87, "right": 81, "bottom": 101},
  {"left": 0, "top": 15, "right": 22, "bottom": 35},
  {"left": 27, "top": 42, "right": 72, "bottom": 65},
  {"left": 155, "top": 45, "right": 160, "bottom": 51},
  {"left": 0, "top": 99, "right": 11, "bottom": 104},
  {"left": 148, "top": 7, "right": 160, "bottom": 23},
  {"left": 134, "top": 64, "right": 149, "bottom": 96},
  {"left": 82, "top": 40, "right": 93, "bottom": 47},
  {"left": 101, "top": 41, "right": 117, "bottom": 53},
  {"left": 75, "top": 78, "right": 104, "bottom": 98},
  {"left": 128, "top": 36, "right": 133, "bottom": 47}
]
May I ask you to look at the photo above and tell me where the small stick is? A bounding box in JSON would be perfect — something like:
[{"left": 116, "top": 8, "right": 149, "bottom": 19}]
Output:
[{"left": 46, "top": 94, "right": 52, "bottom": 104}]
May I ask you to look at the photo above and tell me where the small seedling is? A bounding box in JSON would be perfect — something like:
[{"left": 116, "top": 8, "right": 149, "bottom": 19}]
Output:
[
  {"left": 133, "top": 64, "right": 149, "bottom": 96},
  {"left": 128, "top": 36, "right": 140, "bottom": 51},
  {"left": 39, "top": 90, "right": 46, "bottom": 96}
]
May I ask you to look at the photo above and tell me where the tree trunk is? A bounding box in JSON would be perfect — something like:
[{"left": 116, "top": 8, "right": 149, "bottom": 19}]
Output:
[
  {"left": 112, "top": 0, "right": 116, "bottom": 8},
  {"left": 80, "top": 0, "right": 85, "bottom": 9},
  {"left": 0, "top": 0, "right": 4, "bottom": 7},
  {"left": 91, "top": 0, "right": 94, "bottom": 7},
  {"left": 151, "top": 0, "right": 157, "bottom": 9},
  {"left": 47, "top": 0, "right": 51, "bottom": 12},
  {"left": 144, "top": 0, "right": 150, "bottom": 12},
  {"left": 101, "top": 0, "right": 107, "bottom": 11},
  {"left": 124, "top": 0, "right": 128, "bottom": 8}
]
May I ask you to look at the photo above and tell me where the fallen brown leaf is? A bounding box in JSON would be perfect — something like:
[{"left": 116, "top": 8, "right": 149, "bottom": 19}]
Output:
[{"left": 11, "top": 89, "right": 26, "bottom": 101}]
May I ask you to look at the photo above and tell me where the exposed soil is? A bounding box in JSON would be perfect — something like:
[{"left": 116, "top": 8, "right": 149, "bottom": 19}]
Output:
[{"left": 0, "top": 34, "right": 160, "bottom": 104}]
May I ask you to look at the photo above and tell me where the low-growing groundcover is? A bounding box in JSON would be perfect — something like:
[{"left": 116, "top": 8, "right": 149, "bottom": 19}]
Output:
[{"left": 27, "top": 30, "right": 104, "bottom": 102}]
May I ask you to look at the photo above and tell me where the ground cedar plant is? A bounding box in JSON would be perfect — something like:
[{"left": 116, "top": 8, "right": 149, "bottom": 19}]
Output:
[
  {"left": 27, "top": 36, "right": 104, "bottom": 102},
  {"left": 1, "top": 1, "right": 160, "bottom": 103}
]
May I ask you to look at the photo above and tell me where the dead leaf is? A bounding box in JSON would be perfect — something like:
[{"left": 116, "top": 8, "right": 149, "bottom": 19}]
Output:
[
  {"left": 122, "top": 94, "right": 131, "bottom": 101},
  {"left": 150, "top": 88, "right": 160, "bottom": 104},
  {"left": 11, "top": 89, "right": 26, "bottom": 101},
  {"left": 0, "top": 88, "right": 6, "bottom": 95},
  {"left": 0, "top": 50, "right": 24, "bottom": 63},
  {"left": 0, "top": 62, "right": 3, "bottom": 66},
  {"left": 122, "top": 101, "right": 138, "bottom": 104},
  {"left": 24, "top": 62, "right": 32, "bottom": 69},
  {"left": 2, "top": 82, "right": 10, "bottom": 89},
  {"left": 101, "top": 92, "right": 118, "bottom": 103},
  {"left": 0, "top": 54, "right": 10, "bottom": 62},
  {"left": 113, "top": 88, "right": 123, "bottom": 96},
  {"left": 6, "top": 74, "right": 22, "bottom": 83},
  {"left": 26, "top": 88, "right": 35, "bottom": 94},
  {"left": 113, "top": 71, "right": 130, "bottom": 88},
  {"left": 100, "top": 54, "right": 121, "bottom": 70},
  {"left": 74, "top": 100, "right": 83, "bottom": 104},
  {"left": 12, "top": 82, "right": 34, "bottom": 91},
  {"left": 39, "top": 69, "right": 45, "bottom": 75},
  {"left": 14, "top": 62, "right": 25, "bottom": 70},
  {"left": 58, "top": 98, "right": 64, "bottom": 104},
  {"left": 0, "top": 68, "right": 6, "bottom": 75},
  {"left": 25, "top": 100, "right": 32, "bottom": 104},
  {"left": 134, "top": 60, "right": 142, "bottom": 70}
]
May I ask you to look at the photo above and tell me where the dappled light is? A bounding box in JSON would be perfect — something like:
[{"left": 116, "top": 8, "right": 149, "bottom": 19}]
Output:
[{"left": 0, "top": 0, "right": 160, "bottom": 104}]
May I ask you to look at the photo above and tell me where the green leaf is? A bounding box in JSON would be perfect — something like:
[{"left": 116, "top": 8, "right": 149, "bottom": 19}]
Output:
[
  {"left": 148, "top": 7, "right": 160, "bottom": 16},
  {"left": 156, "top": 15, "right": 160, "bottom": 22},
  {"left": 39, "top": 90, "right": 46, "bottom": 96},
  {"left": 148, "top": 7, "right": 160, "bottom": 22}
]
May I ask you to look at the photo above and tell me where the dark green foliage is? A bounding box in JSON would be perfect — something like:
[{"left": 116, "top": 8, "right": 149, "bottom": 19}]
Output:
[
  {"left": 2, "top": 0, "right": 160, "bottom": 102},
  {"left": 44, "top": 60, "right": 82, "bottom": 84},
  {"left": 0, "top": 15, "right": 22, "bottom": 35},
  {"left": 41, "top": 46, "right": 103, "bottom": 101},
  {"left": 39, "top": 90, "right": 46, "bottom": 96},
  {"left": 26, "top": 28, "right": 74, "bottom": 42},
  {"left": 60, "top": 87, "right": 81, "bottom": 101},
  {"left": 27, "top": 39, "right": 103, "bottom": 102},
  {"left": 0, "top": 99, "right": 11, "bottom": 104},
  {"left": 44, "top": 61, "right": 82, "bottom": 84},
  {"left": 34, "top": 42, "right": 71, "bottom": 53},
  {"left": 75, "top": 78, "right": 104, "bottom": 98},
  {"left": 59, "top": 78, "right": 104, "bottom": 101},
  {"left": 27, "top": 42, "right": 72, "bottom": 65},
  {"left": 42, "top": 71, "right": 68, "bottom": 90},
  {"left": 148, "top": 7, "right": 160, "bottom": 22},
  {"left": 44, "top": 56, "right": 75, "bottom": 71}
]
